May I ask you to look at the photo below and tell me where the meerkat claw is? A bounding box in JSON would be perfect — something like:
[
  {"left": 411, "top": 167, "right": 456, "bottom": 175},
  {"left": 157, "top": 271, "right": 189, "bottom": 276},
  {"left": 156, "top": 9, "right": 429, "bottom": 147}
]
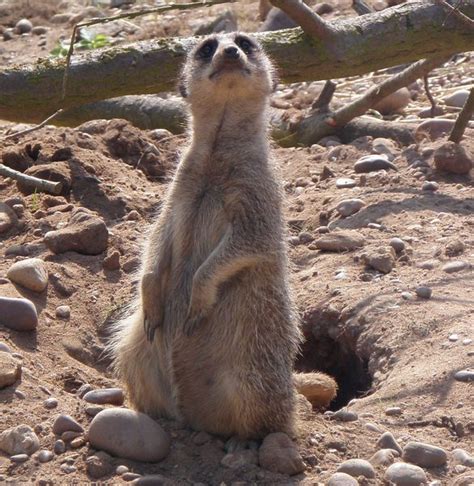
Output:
[{"left": 144, "top": 315, "right": 156, "bottom": 342}]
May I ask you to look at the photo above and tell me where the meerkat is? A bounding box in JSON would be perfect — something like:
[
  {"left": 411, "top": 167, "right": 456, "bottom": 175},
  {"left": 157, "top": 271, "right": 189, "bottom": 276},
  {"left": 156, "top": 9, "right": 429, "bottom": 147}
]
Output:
[{"left": 111, "top": 33, "right": 337, "bottom": 440}]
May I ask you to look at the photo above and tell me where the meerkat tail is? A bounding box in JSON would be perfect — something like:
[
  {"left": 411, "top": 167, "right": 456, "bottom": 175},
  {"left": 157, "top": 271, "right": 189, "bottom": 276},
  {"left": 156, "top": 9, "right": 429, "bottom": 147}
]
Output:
[{"left": 293, "top": 372, "right": 338, "bottom": 409}]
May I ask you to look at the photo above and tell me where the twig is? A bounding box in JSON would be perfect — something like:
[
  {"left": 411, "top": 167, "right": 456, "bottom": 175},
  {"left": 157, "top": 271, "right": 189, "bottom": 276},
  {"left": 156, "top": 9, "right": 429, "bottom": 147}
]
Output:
[
  {"left": 5, "top": 109, "right": 64, "bottom": 140},
  {"left": 270, "top": 0, "right": 335, "bottom": 40},
  {"left": 0, "top": 164, "right": 63, "bottom": 195},
  {"left": 449, "top": 87, "right": 474, "bottom": 143},
  {"left": 434, "top": 0, "right": 474, "bottom": 29},
  {"left": 312, "top": 80, "right": 336, "bottom": 111},
  {"left": 352, "top": 0, "right": 373, "bottom": 15},
  {"left": 423, "top": 74, "right": 437, "bottom": 117}
]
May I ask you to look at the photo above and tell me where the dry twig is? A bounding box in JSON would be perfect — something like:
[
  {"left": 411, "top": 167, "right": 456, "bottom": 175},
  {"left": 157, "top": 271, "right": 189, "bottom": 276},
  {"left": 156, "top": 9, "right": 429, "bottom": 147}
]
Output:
[
  {"left": 5, "top": 109, "right": 64, "bottom": 140},
  {"left": 449, "top": 87, "right": 474, "bottom": 143},
  {"left": 423, "top": 74, "right": 438, "bottom": 117},
  {"left": 0, "top": 164, "right": 63, "bottom": 195}
]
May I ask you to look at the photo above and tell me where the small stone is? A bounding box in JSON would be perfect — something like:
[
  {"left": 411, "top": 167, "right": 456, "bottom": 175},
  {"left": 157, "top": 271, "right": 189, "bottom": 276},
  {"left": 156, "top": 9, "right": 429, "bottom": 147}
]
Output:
[
  {"left": 354, "top": 154, "right": 398, "bottom": 173},
  {"left": 336, "top": 178, "right": 357, "bottom": 189},
  {"left": 442, "top": 261, "right": 470, "bottom": 273},
  {"left": 258, "top": 432, "right": 305, "bottom": 475},
  {"left": 416, "top": 118, "right": 456, "bottom": 140},
  {"left": 134, "top": 475, "right": 170, "bottom": 485},
  {"left": 377, "top": 432, "right": 402, "bottom": 455},
  {"left": 336, "top": 199, "right": 365, "bottom": 217},
  {"left": 385, "top": 406, "right": 403, "bottom": 416},
  {"left": 365, "top": 422, "right": 383, "bottom": 433},
  {"left": 385, "top": 462, "right": 428, "bottom": 485},
  {"left": 103, "top": 250, "right": 121, "bottom": 271},
  {"left": 434, "top": 142, "right": 472, "bottom": 175},
  {"left": 422, "top": 181, "right": 439, "bottom": 191},
  {"left": 418, "top": 260, "right": 437, "bottom": 270},
  {"left": 327, "top": 472, "right": 359, "bottom": 485},
  {"left": 390, "top": 238, "right": 405, "bottom": 254},
  {"left": 116, "top": 465, "right": 129, "bottom": 475},
  {"left": 193, "top": 431, "right": 212, "bottom": 446},
  {"left": 86, "top": 451, "right": 114, "bottom": 479},
  {"left": 374, "top": 87, "right": 411, "bottom": 114},
  {"left": 221, "top": 449, "right": 258, "bottom": 469},
  {"left": 36, "top": 450, "right": 53, "bottom": 463},
  {"left": 62, "top": 431, "right": 82, "bottom": 442},
  {"left": 402, "top": 441, "right": 448, "bottom": 468},
  {"left": 71, "top": 437, "right": 85, "bottom": 449},
  {"left": 60, "top": 464, "right": 77, "bottom": 474},
  {"left": 0, "top": 425, "right": 40, "bottom": 455},
  {"left": 125, "top": 210, "right": 140, "bottom": 221},
  {"left": 15, "top": 390, "right": 26, "bottom": 399},
  {"left": 122, "top": 472, "right": 141, "bottom": 481},
  {"left": 52, "top": 414, "right": 84, "bottom": 435},
  {"left": 452, "top": 449, "right": 474, "bottom": 467},
  {"left": 50, "top": 13, "right": 72, "bottom": 23},
  {"left": 83, "top": 388, "right": 124, "bottom": 405},
  {"left": 76, "top": 383, "right": 93, "bottom": 398},
  {"left": 43, "top": 397, "right": 58, "bottom": 409},
  {"left": 337, "top": 458, "right": 375, "bottom": 478},
  {"left": 0, "top": 342, "right": 12, "bottom": 353},
  {"left": 444, "top": 90, "right": 470, "bottom": 108},
  {"left": 454, "top": 370, "right": 474, "bottom": 382},
  {"left": 53, "top": 439, "right": 66, "bottom": 455},
  {"left": 55, "top": 305, "right": 71, "bottom": 319},
  {"left": 32, "top": 26, "right": 48, "bottom": 35},
  {"left": 7, "top": 258, "right": 48, "bottom": 292},
  {"left": 0, "top": 353, "right": 21, "bottom": 389},
  {"left": 402, "top": 291, "right": 415, "bottom": 300},
  {"left": 415, "top": 286, "right": 432, "bottom": 299},
  {"left": 314, "top": 231, "right": 365, "bottom": 252},
  {"left": 88, "top": 408, "right": 170, "bottom": 462},
  {"left": 332, "top": 409, "right": 358, "bottom": 422},
  {"left": 0, "top": 296, "right": 38, "bottom": 331},
  {"left": 298, "top": 232, "right": 314, "bottom": 244},
  {"left": 445, "top": 239, "right": 465, "bottom": 257},
  {"left": 370, "top": 449, "right": 397, "bottom": 466},
  {"left": 361, "top": 247, "right": 396, "bottom": 274},
  {"left": 85, "top": 405, "right": 104, "bottom": 417},
  {"left": 149, "top": 129, "right": 172, "bottom": 141},
  {"left": 462, "top": 339, "right": 472, "bottom": 345},
  {"left": 449, "top": 334, "right": 459, "bottom": 342},
  {"left": 15, "top": 19, "right": 33, "bottom": 34},
  {"left": 10, "top": 454, "right": 29, "bottom": 463}
]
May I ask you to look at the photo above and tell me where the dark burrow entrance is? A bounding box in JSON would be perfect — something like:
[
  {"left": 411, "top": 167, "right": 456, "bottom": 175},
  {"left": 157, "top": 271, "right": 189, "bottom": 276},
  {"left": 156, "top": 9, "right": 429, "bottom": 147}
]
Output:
[{"left": 295, "top": 329, "right": 373, "bottom": 411}]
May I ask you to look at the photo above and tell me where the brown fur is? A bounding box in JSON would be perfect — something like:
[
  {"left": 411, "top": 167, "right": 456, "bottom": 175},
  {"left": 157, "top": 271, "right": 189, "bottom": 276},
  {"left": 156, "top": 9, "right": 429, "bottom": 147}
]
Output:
[{"left": 111, "top": 33, "right": 336, "bottom": 439}]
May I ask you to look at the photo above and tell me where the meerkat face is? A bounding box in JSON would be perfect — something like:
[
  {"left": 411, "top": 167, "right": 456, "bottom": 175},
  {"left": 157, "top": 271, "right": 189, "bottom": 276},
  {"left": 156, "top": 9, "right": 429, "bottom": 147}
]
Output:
[{"left": 179, "top": 33, "right": 276, "bottom": 102}]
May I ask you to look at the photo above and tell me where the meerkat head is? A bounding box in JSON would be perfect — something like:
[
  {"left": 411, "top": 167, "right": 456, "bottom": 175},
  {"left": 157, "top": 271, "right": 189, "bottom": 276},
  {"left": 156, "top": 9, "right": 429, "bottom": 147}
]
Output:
[{"left": 179, "top": 33, "right": 276, "bottom": 103}]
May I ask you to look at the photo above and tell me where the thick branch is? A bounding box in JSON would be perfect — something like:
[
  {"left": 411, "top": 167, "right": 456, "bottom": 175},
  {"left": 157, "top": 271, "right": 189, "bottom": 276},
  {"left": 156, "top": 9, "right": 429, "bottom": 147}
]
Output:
[
  {"left": 449, "top": 87, "right": 474, "bottom": 143},
  {"left": 0, "top": 0, "right": 473, "bottom": 124}
]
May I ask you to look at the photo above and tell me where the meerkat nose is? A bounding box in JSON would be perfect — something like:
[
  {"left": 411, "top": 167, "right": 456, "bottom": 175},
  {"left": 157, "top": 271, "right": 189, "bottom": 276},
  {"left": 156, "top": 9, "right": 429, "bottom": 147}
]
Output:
[{"left": 224, "top": 46, "right": 240, "bottom": 59}]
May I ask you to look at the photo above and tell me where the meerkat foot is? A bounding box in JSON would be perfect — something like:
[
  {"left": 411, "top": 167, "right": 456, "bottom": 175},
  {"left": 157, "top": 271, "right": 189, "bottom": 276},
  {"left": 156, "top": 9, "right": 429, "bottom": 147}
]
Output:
[{"left": 224, "top": 437, "right": 260, "bottom": 453}]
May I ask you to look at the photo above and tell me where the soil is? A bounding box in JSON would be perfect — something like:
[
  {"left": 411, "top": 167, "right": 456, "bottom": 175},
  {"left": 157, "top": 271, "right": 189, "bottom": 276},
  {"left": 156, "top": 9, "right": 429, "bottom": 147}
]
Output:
[{"left": 0, "top": 0, "right": 473, "bottom": 485}]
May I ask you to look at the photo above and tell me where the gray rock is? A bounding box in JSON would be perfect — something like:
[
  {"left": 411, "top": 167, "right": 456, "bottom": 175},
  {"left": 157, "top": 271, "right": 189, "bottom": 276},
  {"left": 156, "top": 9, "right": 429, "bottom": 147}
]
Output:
[
  {"left": 454, "top": 370, "right": 474, "bottom": 382},
  {"left": 314, "top": 231, "right": 365, "bottom": 252},
  {"left": 389, "top": 237, "right": 405, "bottom": 254},
  {"left": 7, "top": 258, "right": 48, "bottom": 292},
  {"left": 32, "top": 26, "right": 48, "bottom": 35},
  {"left": 60, "top": 463, "right": 77, "bottom": 474},
  {"left": 444, "top": 90, "right": 470, "bottom": 108},
  {"left": 370, "top": 449, "right": 397, "bottom": 466},
  {"left": 0, "top": 202, "right": 17, "bottom": 234},
  {"left": 0, "top": 425, "right": 40, "bottom": 455},
  {"left": 373, "top": 137, "right": 398, "bottom": 161},
  {"left": 116, "top": 465, "right": 129, "bottom": 475},
  {"left": 85, "top": 405, "right": 104, "bottom": 417},
  {"left": 332, "top": 409, "right": 358, "bottom": 422},
  {"left": 377, "top": 432, "right": 402, "bottom": 455},
  {"left": 337, "top": 458, "right": 375, "bottom": 478},
  {"left": 221, "top": 449, "right": 258, "bottom": 469},
  {"left": 15, "top": 19, "right": 33, "bottom": 34},
  {"left": 53, "top": 439, "right": 66, "bottom": 454},
  {"left": 88, "top": 408, "right": 170, "bottom": 462},
  {"left": 55, "top": 305, "right": 71, "bottom": 319},
  {"left": 336, "top": 178, "right": 357, "bottom": 189},
  {"left": 327, "top": 472, "right": 359, "bottom": 485},
  {"left": 385, "top": 462, "right": 428, "bottom": 485},
  {"left": 10, "top": 453, "right": 29, "bottom": 463},
  {"left": 354, "top": 154, "right": 398, "bottom": 173},
  {"left": 434, "top": 141, "right": 473, "bottom": 175},
  {"left": 336, "top": 199, "right": 365, "bottom": 217},
  {"left": 416, "top": 118, "right": 456, "bottom": 141},
  {"left": 385, "top": 406, "right": 403, "bottom": 416},
  {"left": 0, "top": 296, "right": 38, "bottom": 331},
  {"left": 86, "top": 451, "right": 114, "bottom": 479},
  {"left": 416, "top": 286, "right": 432, "bottom": 299},
  {"left": 83, "top": 388, "right": 124, "bottom": 405},
  {"left": 422, "top": 181, "right": 439, "bottom": 192},
  {"left": 418, "top": 260, "right": 438, "bottom": 270},
  {"left": 37, "top": 450, "right": 54, "bottom": 463},
  {"left": 123, "top": 472, "right": 141, "bottom": 481},
  {"left": 258, "top": 432, "right": 305, "bottom": 475},
  {"left": 44, "top": 397, "right": 59, "bottom": 409},
  {"left": 0, "top": 353, "right": 21, "bottom": 389},
  {"left": 133, "top": 475, "right": 170, "bottom": 485},
  {"left": 442, "top": 261, "right": 470, "bottom": 273},
  {"left": 402, "top": 441, "right": 448, "bottom": 467},
  {"left": 361, "top": 247, "right": 396, "bottom": 274},
  {"left": 52, "top": 414, "right": 84, "bottom": 435},
  {"left": 452, "top": 449, "right": 474, "bottom": 467}
]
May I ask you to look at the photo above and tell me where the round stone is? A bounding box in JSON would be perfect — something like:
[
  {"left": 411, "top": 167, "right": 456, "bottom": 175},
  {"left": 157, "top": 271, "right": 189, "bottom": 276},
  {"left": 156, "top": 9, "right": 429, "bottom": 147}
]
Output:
[
  {"left": 43, "top": 398, "right": 59, "bottom": 409},
  {"left": 415, "top": 286, "right": 432, "bottom": 299},
  {"left": 6, "top": 258, "right": 48, "bottom": 292},
  {"left": 389, "top": 237, "right": 405, "bottom": 254},
  {"left": 0, "top": 296, "right": 38, "bottom": 331},
  {"left": 10, "top": 454, "right": 29, "bottom": 463},
  {"left": 454, "top": 370, "right": 474, "bottom": 383},
  {"left": 370, "top": 449, "right": 397, "bottom": 466},
  {"left": 452, "top": 449, "right": 474, "bottom": 467},
  {"left": 336, "top": 458, "right": 375, "bottom": 478},
  {"left": 422, "top": 181, "right": 439, "bottom": 192},
  {"left": 385, "top": 462, "right": 428, "bottom": 485},
  {"left": 336, "top": 199, "right": 365, "bottom": 217},
  {"left": 0, "top": 342, "right": 12, "bottom": 353},
  {"left": 354, "top": 154, "right": 397, "bottom": 173},
  {"left": 53, "top": 439, "right": 66, "bottom": 455},
  {"left": 83, "top": 388, "right": 124, "bottom": 405},
  {"left": 52, "top": 414, "right": 84, "bottom": 435},
  {"left": 336, "top": 178, "right": 357, "bottom": 189},
  {"left": 15, "top": 19, "right": 33, "bottom": 34},
  {"left": 402, "top": 441, "right": 448, "bottom": 467},
  {"left": 258, "top": 432, "right": 305, "bottom": 476},
  {"left": 328, "top": 472, "right": 358, "bottom": 485},
  {"left": 55, "top": 305, "right": 71, "bottom": 319},
  {"left": 88, "top": 408, "right": 170, "bottom": 462},
  {"left": 444, "top": 90, "right": 470, "bottom": 108},
  {"left": 442, "top": 261, "right": 470, "bottom": 273},
  {"left": 37, "top": 450, "right": 54, "bottom": 463},
  {"left": 332, "top": 409, "right": 358, "bottom": 422}
]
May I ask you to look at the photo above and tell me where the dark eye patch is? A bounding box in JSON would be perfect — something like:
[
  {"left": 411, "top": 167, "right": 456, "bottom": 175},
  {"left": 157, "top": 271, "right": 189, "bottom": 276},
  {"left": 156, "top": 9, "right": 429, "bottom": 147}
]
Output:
[
  {"left": 235, "top": 36, "right": 255, "bottom": 54},
  {"left": 196, "top": 39, "right": 218, "bottom": 60}
]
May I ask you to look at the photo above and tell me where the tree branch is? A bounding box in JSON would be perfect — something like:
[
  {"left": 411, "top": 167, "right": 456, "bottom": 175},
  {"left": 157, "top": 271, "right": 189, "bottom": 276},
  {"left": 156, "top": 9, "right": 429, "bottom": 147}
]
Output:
[
  {"left": 449, "top": 87, "right": 474, "bottom": 143},
  {"left": 0, "top": 164, "right": 63, "bottom": 195}
]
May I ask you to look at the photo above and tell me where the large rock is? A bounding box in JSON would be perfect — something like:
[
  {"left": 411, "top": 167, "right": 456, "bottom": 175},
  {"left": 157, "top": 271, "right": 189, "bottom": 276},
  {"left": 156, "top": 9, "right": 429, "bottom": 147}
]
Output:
[
  {"left": 88, "top": 408, "right": 170, "bottom": 462},
  {"left": 402, "top": 441, "right": 448, "bottom": 468},
  {"left": 444, "top": 89, "right": 470, "bottom": 108},
  {"left": 0, "top": 425, "right": 40, "bottom": 455},
  {"left": 44, "top": 209, "right": 108, "bottom": 255},
  {"left": 258, "top": 432, "right": 305, "bottom": 476},
  {"left": 384, "top": 462, "right": 427, "bottom": 485},
  {"left": 0, "top": 353, "right": 21, "bottom": 388},
  {"left": 433, "top": 142, "right": 472, "bottom": 175},
  {"left": 7, "top": 258, "right": 48, "bottom": 292},
  {"left": 313, "top": 231, "right": 365, "bottom": 252},
  {"left": 0, "top": 296, "right": 38, "bottom": 331},
  {"left": 0, "top": 202, "right": 18, "bottom": 234}
]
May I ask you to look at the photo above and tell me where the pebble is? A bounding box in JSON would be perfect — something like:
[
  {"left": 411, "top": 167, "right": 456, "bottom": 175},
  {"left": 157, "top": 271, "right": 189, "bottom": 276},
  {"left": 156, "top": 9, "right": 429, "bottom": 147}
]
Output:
[
  {"left": 43, "top": 397, "right": 58, "bottom": 409},
  {"left": 422, "top": 181, "right": 439, "bottom": 192},
  {"left": 389, "top": 238, "right": 405, "bottom": 254},
  {"left": 442, "top": 261, "right": 470, "bottom": 273},
  {"left": 452, "top": 449, "right": 474, "bottom": 467},
  {"left": 454, "top": 370, "right": 474, "bottom": 382},
  {"left": 15, "top": 390, "right": 26, "bottom": 399},
  {"left": 76, "top": 383, "right": 93, "bottom": 398},
  {"left": 85, "top": 405, "right": 104, "bottom": 417},
  {"left": 444, "top": 89, "right": 470, "bottom": 108},
  {"left": 385, "top": 406, "right": 403, "bottom": 416},
  {"left": 449, "top": 334, "right": 459, "bottom": 342},
  {"left": 336, "top": 199, "right": 365, "bottom": 217},
  {"left": 0, "top": 425, "right": 40, "bottom": 455},
  {"left": 15, "top": 18, "right": 33, "bottom": 34},
  {"left": 354, "top": 154, "right": 397, "bottom": 173},
  {"left": 365, "top": 422, "right": 383, "bottom": 433},
  {"left": 60, "top": 464, "right": 77, "bottom": 474},
  {"left": 336, "top": 178, "right": 357, "bottom": 189},
  {"left": 134, "top": 475, "right": 170, "bottom": 485},
  {"left": 37, "top": 450, "right": 53, "bottom": 463},
  {"left": 337, "top": 458, "right": 375, "bottom": 478},
  {"left": 327, "top": 472, "right": 359, "bottom": 485},
  {"left": 54, "top": 439, "right": 66, "bottom": 454},
  {"left": 452, "top": 473, "right": 474, "bottom": 486},
  {"left": 62, "top": 431, "right": 82, "bottom": 442},
  {"left": 313, "top": 231, "right": 365, "bottom": 252},
  {"left": 221, "top": 449, "right": 258, "bottom": 469},
  {"left": 0, "top": 296, "right": 38, "bottom": 331},
  {"left": 88, "top": 408, "right": 170, "bottom": 462},
  {"left": 418, "top": 260, "right": 437, "bottom": 270},
  {"left": 384, "top": 462, "right": 428, "bottom": 485},
  {"left": 402, "top": 441, "right": 448, "bottom": 467},
  {"left": 370, "top": 449, "right": 397, "bottom": 466},
  {"left": 462, "top": 339, "right": 472, "bottom": 346},
  {"left": 415, "top": 286, "right": 432, "bottom": 299},
  {"left": 86, "top": 451, "right": 114, "bottom": 479},
  {"left": 258, "top": 432, "right": 305, "bottom": 475},
  {"left": 0, "top": 353, "right": 21, "bottom": 389},
  {"left": 122, "top": 472, "right": 141, "bottom": 481},
  {"left": 361, "top": 247, "right": 396, "bottom": 274},
  {"left": 52, "top": 414, "right": 84, "bottom": 435},
  {"left": 415, "top": 118, "right": 455, "bottom": 140},
  {"left": 0, "top": 342, "right": 12, "bottom": 353},
  {"left": 6, "top": 258, "right": 48, "bottom": 292},
  {"left": 32, "top": 26, "right": 48, "bottom": 35},
  {"left": 83, "top": 387, "right": 124, "bottom": 405},
  {"left": 103, "top": 250, "right": 121, "bottom": 271},
  {"left": 377, "top": 432, "right": 402, "bottom": 455},
  {"left": 332, "top": 409, "right": 358, "bottom": 422},
  {"left": 10, "top": 454, "right": 29, "bottom": 463},
  {"left": 55, "top": 305, "right": 71, "bottom": 319}
]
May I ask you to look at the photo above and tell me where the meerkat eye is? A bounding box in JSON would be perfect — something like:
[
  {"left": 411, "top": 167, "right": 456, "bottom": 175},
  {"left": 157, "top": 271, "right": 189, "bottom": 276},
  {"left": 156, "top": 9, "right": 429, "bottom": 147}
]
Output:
[
  {"left": 235, "top": 37, "right": 254, "bottom": 54},
  {"left": 197, "top": 40, "right": 217, "bottom": 59}
]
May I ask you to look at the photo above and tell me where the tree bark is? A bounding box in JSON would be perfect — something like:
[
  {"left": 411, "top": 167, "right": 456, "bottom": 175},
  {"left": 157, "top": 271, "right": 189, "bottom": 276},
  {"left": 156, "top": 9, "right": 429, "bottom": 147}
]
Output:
[{"left": 0, "top": 0, "right": 473, "bottom": 124}]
